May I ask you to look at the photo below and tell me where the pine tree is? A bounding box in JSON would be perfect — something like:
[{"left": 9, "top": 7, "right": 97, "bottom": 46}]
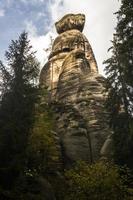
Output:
[
  {"left": 104, "top": 0, "right": 133, "bottom": 167},
  {"left": 27, "top": 87, "right": 59, "bottom": 176},
  {"left": 0, "top": 32, "right": 40, "bottom": 189}
]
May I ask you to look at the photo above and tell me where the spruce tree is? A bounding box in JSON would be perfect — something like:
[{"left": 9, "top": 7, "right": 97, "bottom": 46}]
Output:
[
  {"left": 104, "top": 0, "right": 133, "bottom": 167},
  {"left": 0, "top": 32, "right": 40, "bottom": 189}
]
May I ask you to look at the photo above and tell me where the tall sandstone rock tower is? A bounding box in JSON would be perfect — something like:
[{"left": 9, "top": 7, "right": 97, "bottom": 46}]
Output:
[{"left": 40, "top": 14, "right": 112, "bottom": 168}]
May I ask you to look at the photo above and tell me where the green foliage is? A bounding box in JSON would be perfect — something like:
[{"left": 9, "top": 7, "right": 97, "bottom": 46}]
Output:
[
  {"left": 104, "top": 0, "right": 133, "bottom": 167},
  {"left": 11, "top": 88, "right": 59, "bottom": 200},
  {"left": 0, "top": 31, "right": 61, "bottom": 200},
  {"left": 64, "top": 161, "right": 130, "bottom": 200},
  {"left": 27, "top": 88, "right": 59, "bottom": 175},
  {"left": 112, "top": 114, "right": 133, "bottom": 167},
  {"left": 0, "top": 173, "right": 55, "bottom": 200},
  {"left": 0, "top": 32, "right": 40, "bottom": 190},
  {"left": 12, "top": 173, "right": 55, "bottom": 200},
  {"left": 104, "top": 0, "right": 133, "bottom": 116},
  {"left": 0, "top": 32, "right": 59, "bottom": 199}
]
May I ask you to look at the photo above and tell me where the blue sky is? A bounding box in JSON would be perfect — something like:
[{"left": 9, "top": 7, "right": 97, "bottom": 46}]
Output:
[
  {"left": 0, "top": 0, "right": 120, "bottom": 74},
  {"left": 0, "top": 0, "right": 53, "bottom": 59}
]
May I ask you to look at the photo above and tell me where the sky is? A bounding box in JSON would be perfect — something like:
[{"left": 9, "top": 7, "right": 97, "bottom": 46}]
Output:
[{"left": 0, "top": 0, "right": 121, "bottom": 75}]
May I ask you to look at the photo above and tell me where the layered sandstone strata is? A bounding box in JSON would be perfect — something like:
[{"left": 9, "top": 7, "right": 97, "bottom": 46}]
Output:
[{"left": 40, "top": 14, "right": 112, "bottom": 167}]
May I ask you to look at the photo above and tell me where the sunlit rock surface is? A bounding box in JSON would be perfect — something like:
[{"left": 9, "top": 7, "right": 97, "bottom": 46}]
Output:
[
  {"left": 40, "top": 13, "right": 112, "bottom": 168},
  {"left": 55, "top": 13, "right": 85, "bottom": 34}
]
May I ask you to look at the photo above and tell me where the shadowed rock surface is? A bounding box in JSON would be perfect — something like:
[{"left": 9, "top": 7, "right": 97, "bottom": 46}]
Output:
[{"left": 40, "top": 13, "right": 112, "bottom": 168}]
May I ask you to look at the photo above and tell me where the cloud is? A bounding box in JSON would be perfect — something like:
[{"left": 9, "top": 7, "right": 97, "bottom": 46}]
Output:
[
  {"left": 24, "top": 20, "right": 37, "bottom": 36},
  {"left": 0, "top": 9, "right": 5, "bottom": 17},
  {"left": 29, "top": 31, "right": 56, "bottom": 66},
  {"left": 37, "top": 12, "right": 46, "bottom": 19},
  {"left": 4, "top": 0, "right": 14, "bottom": 8},
  {"left": 19, "top": 0, "right": 45, "bottom": 4},
  {"left": 24, "top": 20, "right": 56, "bottom": 67}
]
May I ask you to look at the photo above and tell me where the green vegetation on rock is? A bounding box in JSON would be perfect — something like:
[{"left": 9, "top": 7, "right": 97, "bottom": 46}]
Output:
[{"left": 64, "top": 161, "right": 131, "bottom": 200}]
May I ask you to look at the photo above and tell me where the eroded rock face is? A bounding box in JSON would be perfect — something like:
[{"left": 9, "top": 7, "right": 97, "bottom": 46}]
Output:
[
  {"left": 40, "top": 13, "right": 112, "bottom": 168},
  {"left": 55, "top": 13, "right": 85, "bottom": 34}
]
